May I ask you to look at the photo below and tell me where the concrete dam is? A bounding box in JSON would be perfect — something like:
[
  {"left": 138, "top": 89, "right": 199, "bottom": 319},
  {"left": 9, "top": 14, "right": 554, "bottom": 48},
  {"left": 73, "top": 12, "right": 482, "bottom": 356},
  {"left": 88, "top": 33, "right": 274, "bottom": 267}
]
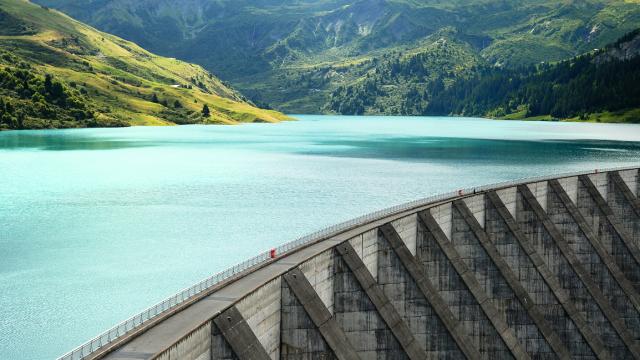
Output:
[{"left": 63, "top": 167, "right": 640, "bottom": 360}]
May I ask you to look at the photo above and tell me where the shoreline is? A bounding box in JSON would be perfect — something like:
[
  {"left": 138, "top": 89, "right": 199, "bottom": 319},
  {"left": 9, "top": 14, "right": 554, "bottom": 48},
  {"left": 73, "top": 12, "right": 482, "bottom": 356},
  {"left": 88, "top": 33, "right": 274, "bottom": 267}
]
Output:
[{"left": 2, "top": 110, "right": 639, "bottom": 132}]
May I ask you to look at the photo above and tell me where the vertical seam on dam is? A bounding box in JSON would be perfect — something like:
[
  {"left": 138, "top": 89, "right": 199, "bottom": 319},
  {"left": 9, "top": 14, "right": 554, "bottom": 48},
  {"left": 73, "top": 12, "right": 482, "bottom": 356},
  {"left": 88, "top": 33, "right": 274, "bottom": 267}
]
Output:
[
  {"left": 610, "top": 172, "right": 640, "bottom": 217},
  {"left": 519, "top": 184, "right": 640, "bottom": 358},
  {"left": 607, "top": 170, "right": 640, "bottom": 270},
  {"left": 418, "top": 210, "right": 531, "bottom": 360},
  {"left": 549, "top": 179, "right": 640, "bottom": 313},
  {"left": 335, "top": 242, "right": 427, "bottom": 360},
  {"left": 486, "top": 191, "right": 609, "bottom": 359},
  {"left": 378, "top": 222, "right": 482, "bottom": 359},
  {"left": 452, "top": 199, "right": 572, "bottom": 359},
  {"left": 282, "top": 268, "right": 360, "bottom": 360},
  {"left": 603, "top": 172, "right": 640, "bottom": 295},
  {"left": 583, "top": 174, "right": 640, "bottom": 268}
]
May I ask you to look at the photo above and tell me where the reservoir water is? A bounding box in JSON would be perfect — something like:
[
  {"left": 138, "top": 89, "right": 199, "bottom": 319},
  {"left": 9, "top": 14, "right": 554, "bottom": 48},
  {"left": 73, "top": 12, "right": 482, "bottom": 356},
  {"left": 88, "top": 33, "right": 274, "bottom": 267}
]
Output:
[{"left": 1, "top": 115, "right": 640, "bottom": 359}]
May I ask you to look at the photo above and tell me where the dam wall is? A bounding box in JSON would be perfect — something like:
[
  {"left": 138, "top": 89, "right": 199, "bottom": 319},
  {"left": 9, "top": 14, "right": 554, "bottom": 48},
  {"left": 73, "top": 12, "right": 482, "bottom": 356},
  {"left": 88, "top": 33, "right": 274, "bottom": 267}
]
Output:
[{"left": 64, "top": 168, "right": 640, "bottom": 360}]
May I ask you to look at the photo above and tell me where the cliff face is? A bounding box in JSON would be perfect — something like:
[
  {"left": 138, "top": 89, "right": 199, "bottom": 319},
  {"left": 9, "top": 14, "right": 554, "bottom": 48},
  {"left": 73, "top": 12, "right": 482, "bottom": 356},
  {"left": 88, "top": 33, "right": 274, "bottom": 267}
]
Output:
[{"left": 595, "top": 29, "right": 640, "bottom": 64}]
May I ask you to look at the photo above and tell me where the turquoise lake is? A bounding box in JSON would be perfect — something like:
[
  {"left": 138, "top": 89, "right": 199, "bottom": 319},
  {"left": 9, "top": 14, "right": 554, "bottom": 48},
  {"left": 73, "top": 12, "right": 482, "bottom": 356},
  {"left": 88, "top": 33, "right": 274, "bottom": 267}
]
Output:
[{"left": 1, "top": 115, "right": 640, "bottom": 359}]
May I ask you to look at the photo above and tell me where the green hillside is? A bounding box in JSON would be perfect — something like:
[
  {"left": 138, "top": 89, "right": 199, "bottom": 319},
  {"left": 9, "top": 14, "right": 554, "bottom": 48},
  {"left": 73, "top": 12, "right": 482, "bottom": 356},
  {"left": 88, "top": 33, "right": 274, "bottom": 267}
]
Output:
[
  {"left": 425, "top": 29, "right": 640, "bottom": 123},
  {"left": 0, "top": 0, "right": 289, "bottom": 130},
  {"left": 324, "top": 28, "right": 483, "bottom": 115},
  {"left": 32, "top": 0, "right": 640, "bottom": 115}
]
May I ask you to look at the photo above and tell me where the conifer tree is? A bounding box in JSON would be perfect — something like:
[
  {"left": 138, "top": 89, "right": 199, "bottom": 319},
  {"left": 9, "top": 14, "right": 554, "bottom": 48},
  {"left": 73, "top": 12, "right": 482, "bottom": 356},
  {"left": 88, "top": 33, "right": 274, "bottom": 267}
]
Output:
[
  {"left": 44, "top": 74, "right": 53, "bottom": 92},
  {"left": 202, "top": 104, "right": 210, "bottom": 117}
]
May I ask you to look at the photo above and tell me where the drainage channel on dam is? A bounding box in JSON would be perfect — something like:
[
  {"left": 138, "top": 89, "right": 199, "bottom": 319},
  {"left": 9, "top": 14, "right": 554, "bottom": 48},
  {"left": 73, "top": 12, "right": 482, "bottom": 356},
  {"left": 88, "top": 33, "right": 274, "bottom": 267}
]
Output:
[{"left": 60, "top": 166, "right": 640, "bottom": 360}]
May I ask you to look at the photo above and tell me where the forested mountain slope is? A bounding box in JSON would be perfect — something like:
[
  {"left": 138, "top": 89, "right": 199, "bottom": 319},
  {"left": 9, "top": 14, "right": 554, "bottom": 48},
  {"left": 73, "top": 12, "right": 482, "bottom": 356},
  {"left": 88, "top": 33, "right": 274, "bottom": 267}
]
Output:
[
  {"left": 0, "top": 0, "right": 288, "bottom": 130},
  {"left": 424, "top": 29, "right": 640, "bottom": 123},
  {"left": 33, "top": 0, "right": 640, "bottom": 114}
]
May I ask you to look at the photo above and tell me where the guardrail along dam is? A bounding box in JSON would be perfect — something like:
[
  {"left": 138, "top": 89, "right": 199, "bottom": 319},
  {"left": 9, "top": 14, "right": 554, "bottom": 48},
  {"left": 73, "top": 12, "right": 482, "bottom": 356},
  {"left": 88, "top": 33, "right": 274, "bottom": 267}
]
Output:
[{"left": 65, "top": 167, "right": 640, "bottom": 360}]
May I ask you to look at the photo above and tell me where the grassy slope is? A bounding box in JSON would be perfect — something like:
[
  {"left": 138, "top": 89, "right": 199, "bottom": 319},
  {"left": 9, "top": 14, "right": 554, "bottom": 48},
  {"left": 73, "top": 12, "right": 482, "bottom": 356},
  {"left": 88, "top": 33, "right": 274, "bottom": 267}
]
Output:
[
  {"left": 0, "top": 0, "right": 290, "bottom": 127},
  {"left": 478, "top": 1, "right": 640, "bottom": 66}
]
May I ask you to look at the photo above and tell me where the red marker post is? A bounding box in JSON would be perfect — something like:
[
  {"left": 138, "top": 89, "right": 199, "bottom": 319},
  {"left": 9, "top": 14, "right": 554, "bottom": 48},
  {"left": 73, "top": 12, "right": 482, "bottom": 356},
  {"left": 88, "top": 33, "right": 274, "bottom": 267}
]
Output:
[{"left": 269, "top": 248, "right": 277, "bottom": 259}]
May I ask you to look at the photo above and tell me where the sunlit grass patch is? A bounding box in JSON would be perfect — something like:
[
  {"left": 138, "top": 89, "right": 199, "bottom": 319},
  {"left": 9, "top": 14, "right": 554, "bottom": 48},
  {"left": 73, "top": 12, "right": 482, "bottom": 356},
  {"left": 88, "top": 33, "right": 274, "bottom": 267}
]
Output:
[{"left": 0, "top": 0, "right": 289, "bottom": 129}]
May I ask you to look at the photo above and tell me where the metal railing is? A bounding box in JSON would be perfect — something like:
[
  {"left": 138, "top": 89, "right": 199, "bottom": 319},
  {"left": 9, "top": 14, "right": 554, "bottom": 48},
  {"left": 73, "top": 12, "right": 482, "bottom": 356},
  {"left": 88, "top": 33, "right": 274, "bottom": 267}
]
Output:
[{"left": 57, "top": 165, "right": 638, "bottom": 360}]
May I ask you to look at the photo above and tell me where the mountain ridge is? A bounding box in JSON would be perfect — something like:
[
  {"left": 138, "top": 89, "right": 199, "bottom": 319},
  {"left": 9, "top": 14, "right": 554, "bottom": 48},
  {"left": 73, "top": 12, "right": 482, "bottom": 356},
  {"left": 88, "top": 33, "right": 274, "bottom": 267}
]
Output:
[{"left": 28, "top": 0, "right": 640, "bottom": 116}]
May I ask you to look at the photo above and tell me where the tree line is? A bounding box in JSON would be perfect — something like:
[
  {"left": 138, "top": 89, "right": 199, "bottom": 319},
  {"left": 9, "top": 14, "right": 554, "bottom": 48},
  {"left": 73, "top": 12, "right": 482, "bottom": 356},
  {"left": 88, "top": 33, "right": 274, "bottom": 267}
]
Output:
[
  {"left": 0, "top": 66, "right": 97, "bottom": 129},
  {"left": 426, "top": 30, "right": 640, "bottom": 120},
  {"left": 326, "top": 29, "right": 640, "bottom": 121}
]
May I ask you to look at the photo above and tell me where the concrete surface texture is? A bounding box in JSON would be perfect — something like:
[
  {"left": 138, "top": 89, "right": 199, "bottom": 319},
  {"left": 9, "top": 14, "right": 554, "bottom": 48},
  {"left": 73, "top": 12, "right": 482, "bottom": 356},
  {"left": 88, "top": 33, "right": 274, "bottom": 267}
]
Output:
[{"left": 98, "top": 168, "right": 640, "bottom": 360}]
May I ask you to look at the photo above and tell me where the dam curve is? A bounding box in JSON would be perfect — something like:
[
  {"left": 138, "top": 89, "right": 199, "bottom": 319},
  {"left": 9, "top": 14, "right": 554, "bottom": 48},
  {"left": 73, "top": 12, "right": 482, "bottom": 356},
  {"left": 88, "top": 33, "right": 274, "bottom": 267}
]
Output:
[{"left": 60, "top": 167, "right": 640, "bottom": 360}]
